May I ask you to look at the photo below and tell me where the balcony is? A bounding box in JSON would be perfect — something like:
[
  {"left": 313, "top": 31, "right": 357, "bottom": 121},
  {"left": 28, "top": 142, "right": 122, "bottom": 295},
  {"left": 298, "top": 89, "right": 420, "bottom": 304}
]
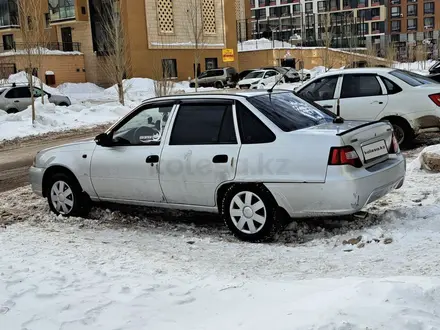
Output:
[
  {"left": 0, "top": 0, "right": 19, "bottom": 29},
  {"left": 0, "top": 41, "right": 81, "bottom": 54}
]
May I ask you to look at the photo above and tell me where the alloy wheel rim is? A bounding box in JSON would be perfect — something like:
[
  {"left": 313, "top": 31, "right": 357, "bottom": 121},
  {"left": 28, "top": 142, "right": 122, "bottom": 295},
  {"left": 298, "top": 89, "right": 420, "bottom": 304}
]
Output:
[
  {"left": 393, "top": 125, "right": 405, "bottom": 145},
  {"left": 50, "top": 181, "right": 74, "bottom": 215},
  {"left": 229, "top": 191, "right": 267, "bottom": 234}
]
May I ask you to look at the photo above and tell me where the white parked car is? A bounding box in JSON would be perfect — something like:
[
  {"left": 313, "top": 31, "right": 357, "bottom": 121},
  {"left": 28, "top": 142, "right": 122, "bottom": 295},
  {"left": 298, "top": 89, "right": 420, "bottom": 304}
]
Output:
[
  {"left": 29, "top": 90, "right": 405, "bottom": 242},
  {"left": 237, "top": 70, "right": 283, "bottom": 89},
  {"left": 295, "top": 68, "right": 440, "bottom": 145}
]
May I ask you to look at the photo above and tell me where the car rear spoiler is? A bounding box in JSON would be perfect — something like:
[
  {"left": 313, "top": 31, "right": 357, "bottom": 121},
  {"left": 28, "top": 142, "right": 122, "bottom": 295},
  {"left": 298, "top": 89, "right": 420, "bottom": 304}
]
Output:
[{"left": 336, "top": 120, "right": 390, "bottom": 136}]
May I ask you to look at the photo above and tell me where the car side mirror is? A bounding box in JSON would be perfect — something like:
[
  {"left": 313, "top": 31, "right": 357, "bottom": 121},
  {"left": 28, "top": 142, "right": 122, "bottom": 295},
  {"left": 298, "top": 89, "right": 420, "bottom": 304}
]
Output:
[{"left": 95, "top": 133, "right": 112, "bottom": 147}]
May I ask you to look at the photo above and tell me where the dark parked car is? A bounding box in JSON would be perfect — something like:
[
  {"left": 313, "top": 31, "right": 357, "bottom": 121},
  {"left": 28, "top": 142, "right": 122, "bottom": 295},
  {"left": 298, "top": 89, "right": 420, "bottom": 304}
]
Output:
[
  {"left": 426, "top": 61, "right": 440, "bottom": 83},
  {"left": 261, "top": 66, "right": 300, "bottom": 82},
  {"left": 238, "top": 69, "right": 257, "bottom": 81},
  {"left": 189, "top": 67, "right": 238, "bottom": 88}
]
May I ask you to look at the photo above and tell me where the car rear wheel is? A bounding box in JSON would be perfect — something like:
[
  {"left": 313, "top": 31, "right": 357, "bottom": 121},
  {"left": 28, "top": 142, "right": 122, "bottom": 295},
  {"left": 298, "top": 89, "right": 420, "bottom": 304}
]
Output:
[
  {"left": 215, "top": 81, "right": 224, "bottom": 89},
  {"left": 58, "top": 102, "right": 69, "bottom": 107},
  {"left": 387, "top": 118, "right": 414, "bottom": 147},
  {"left": 46, "top": 173, "right": 91, "bottom": 217},
  {"left": 221, "top": 184, "right": 282, "bottom": 242}
]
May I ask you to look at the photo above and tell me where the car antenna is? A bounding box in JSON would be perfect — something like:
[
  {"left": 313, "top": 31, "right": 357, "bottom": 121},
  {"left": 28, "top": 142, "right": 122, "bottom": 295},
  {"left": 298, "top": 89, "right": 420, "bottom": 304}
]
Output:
[
  {"left": 268, "top": 67, "right": 291, "bottom": 93},
  {"left": 333, "top": 98, "right": 344, "bottom": 123}
]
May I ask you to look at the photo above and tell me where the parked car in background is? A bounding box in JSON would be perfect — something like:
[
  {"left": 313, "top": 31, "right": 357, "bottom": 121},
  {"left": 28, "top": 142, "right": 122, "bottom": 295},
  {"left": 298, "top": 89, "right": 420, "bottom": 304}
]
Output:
[
  {"left": 425, "top": 61, "right": 440, "bottom": 83},
  {"left": 0, "top": 83, "right": 71, "bottom": 113},
  {"left": 295, "top": 68, "right": 311, "bottom": 81},
  {"left": 237, "top": 69, "right": 283, "bottom": 89},
  {"left": 261, "top": 66, "right": 300, "bottom": 82},
  {"left": 189, "top": 67, "right": 238, "bottom": 89},
  {"left": 30, "top": 90, "right": 405, "bottom": 242},
  {"left": 295, "top": 67, "right": 440, "bottom": 146},
  {"left": 238, "top": 69, "right": 257, "bottom": 81}
]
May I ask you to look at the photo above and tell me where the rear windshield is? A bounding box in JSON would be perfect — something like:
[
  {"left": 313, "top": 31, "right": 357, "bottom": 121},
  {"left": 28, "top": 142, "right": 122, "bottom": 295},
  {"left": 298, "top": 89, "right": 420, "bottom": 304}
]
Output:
[
  {"left": 390, "top": 69, "right": 437, "bottom": 86},
  {"left": 247, "top": 92, "right": 334, "bottom": 132}
]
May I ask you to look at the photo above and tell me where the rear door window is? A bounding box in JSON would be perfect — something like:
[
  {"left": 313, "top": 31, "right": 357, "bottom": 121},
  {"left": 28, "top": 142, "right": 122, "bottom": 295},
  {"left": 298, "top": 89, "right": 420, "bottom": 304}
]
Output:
[
  {"left": 340, "top": 74, "right": 382, "bottom": 98},
  {"left": 170, "top": 102, "right": 237, "bottom": 145},
  {"left": 236, "top": 102, "right": 276, "bottom": 144},
  {"left": 380, "top": 76, "right": 402, "bottom": 95},
  {"left": 5, "top": 87, "right": 31, "bottom": 99}
]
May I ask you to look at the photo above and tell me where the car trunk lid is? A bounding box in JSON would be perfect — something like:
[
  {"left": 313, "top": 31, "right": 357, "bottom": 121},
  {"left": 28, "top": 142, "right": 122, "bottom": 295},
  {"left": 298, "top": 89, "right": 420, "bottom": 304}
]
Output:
[{"left": 305, "top": 120, "right": 394, "bottom": 167}]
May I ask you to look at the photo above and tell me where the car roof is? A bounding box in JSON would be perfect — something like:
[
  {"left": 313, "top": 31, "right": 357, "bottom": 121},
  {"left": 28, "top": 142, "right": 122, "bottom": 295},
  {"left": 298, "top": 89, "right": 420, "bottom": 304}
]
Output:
[
  {"left": 143, "top": 89, "right": 290, "bottom": 103},
  {"left": 317, "top": 67, "right": 394, "bottom": 77}
]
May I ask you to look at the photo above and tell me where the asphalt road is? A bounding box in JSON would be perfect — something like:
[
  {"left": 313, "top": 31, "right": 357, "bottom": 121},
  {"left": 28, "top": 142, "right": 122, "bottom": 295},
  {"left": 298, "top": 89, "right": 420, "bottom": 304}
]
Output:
[{"left": 0, "top": 128, "right": 104, "bottom": 193}]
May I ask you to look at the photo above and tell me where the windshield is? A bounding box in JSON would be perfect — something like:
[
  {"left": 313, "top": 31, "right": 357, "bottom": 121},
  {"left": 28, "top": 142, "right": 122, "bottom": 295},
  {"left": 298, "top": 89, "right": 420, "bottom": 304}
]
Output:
[
  {"left": 245, "top": 71, "right": 265, "bottom": 79},
  {"left": 390, "top": 69, "right": 437, "bottom": 86},
  {"left": 247, "top": 92, "right": 334, "bottom": 132}
]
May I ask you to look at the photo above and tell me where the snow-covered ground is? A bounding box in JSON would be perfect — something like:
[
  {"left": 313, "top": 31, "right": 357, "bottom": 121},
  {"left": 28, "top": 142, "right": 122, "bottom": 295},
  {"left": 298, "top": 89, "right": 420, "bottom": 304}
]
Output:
[{"left": 1, "top": 148, "right": 440, "bottom": 329}]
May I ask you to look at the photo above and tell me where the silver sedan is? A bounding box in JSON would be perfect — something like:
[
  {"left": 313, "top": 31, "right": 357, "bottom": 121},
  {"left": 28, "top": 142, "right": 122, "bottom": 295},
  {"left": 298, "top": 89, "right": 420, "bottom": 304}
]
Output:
[{"left": 29, "top": 90, "right": 405, "bottom": 241}]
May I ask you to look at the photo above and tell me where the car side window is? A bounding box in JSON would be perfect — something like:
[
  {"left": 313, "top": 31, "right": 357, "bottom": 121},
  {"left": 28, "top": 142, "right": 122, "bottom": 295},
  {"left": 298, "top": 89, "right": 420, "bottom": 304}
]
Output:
[
  {"left": 5, "top": 87, "right": 31, "bottom": 99},
  {"left": 236, "top": 102, "right": 276, "bottom": 144},
  {"left": 340, "top": 74, "right": 383, "bottom": 98},
  {"left": 380, "top": 76, "right": 402, "bottom": 95},
  {"left": 299, "top": 76, "right": 339, "bottom": 101},
  {"left": 112, "top": 105, "right": 173, "bottom": 146},
  {"left": 169, "top": 103, "right": 237, "bottom": 145},
  {"left": 33, "top": 88, "right": 45, "bottom": 97},
  {"left": 265, "top": 71, "right": 277, "bottom": 78}
]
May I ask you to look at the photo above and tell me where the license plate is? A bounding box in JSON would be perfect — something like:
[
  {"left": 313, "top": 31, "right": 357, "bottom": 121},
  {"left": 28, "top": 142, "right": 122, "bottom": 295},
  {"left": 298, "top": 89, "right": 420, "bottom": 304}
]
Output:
[
  {"left": 362, "top": 140, "right": 388, "bottom": 161},
  {"left": 241, "top": 86, "right": 249, "bottom": 89}
]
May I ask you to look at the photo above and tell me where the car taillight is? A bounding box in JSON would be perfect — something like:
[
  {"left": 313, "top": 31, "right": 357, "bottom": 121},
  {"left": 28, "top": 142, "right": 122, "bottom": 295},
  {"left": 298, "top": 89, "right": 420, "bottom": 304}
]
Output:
[
  {"left": 429, "top": 93, "right": 440, "bottom": 106},
  {"left": 389, "top": 133, "right": 400, "bottom": 154},
  {"left": 328, "top": 146, "right": 363, "bottom": 168}
]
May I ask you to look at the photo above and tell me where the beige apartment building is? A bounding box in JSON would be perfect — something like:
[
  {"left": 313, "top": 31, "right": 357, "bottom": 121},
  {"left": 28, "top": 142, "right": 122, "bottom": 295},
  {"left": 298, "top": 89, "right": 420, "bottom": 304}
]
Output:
[{"left": 0, "top": 0, "right": 241, "bottom": 86}]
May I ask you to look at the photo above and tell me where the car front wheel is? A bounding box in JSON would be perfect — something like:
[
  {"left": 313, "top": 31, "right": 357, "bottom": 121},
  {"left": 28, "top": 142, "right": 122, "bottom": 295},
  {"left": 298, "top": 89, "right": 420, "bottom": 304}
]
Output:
[
  {"left": 221, "top": 184, "right": 281, "bottom": 242},
  {"left": 46, "top": 173, "right": 91, "bottom": 217}
]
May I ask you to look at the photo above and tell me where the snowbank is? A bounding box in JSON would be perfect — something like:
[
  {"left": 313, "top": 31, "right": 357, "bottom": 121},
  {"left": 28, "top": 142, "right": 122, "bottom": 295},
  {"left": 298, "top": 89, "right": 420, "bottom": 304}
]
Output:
[
  {"left": 408, "top": 144, "right": 440, "bottom": 173},
  {"left": 6, "top": 71, "right": 61, "bottom": 95},
  {"left": 0, "top": 100, "right": 131, "bottom": 140},
  {"left": 0, "top": 47, "right": 82, "bottom": 57}
]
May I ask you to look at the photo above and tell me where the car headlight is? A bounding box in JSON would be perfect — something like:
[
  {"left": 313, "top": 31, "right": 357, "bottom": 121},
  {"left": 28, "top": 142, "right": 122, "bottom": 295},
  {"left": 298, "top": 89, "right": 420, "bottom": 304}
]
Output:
[{"left": 251, "top": 80, "right": 260, "bottom": 85}]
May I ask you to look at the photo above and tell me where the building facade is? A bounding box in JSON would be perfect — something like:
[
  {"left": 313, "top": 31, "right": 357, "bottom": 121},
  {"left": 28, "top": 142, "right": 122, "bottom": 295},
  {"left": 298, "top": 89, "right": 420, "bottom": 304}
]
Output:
[
  {"left": 0, "top": 0, "right": 240, "bottom": 85},
  {"left": 388, "top": 0, "right": 440, "bottom": 60}
]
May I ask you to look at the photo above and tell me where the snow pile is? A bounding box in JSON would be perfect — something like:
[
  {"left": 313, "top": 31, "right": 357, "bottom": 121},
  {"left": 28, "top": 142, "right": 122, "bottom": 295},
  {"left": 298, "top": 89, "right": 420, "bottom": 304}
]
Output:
[
  {"left": 407, "top": 144, "right": 440, "bottom": 173},
  {"left": 394, "top": 60, "right": 436, "bottom": 76},
  {"left": 5, "top": 71, "right": 61, "bottom": 95},
  {"left": 0, "top": 100, "right": 131, "bottom": 140},
  {"left": 0, "top": 47, "right": 82, "bottom": 57},
  {"left": 238, "top": 38, "right": 292, "bottom": 51},
  {"left": 58, "top": 82, "right": 106, "bottom": 103}
]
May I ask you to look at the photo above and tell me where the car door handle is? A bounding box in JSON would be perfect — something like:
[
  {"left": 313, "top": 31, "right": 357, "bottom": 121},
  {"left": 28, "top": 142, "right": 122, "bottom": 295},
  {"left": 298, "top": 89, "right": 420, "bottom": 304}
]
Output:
[
  {"left": 14, "top": 100, "right": 19, "bottom": 103},
  {"left": 371, "top": 101, "right": 383, "bottom": 104},
  {"left": 212, "top": 154, "right": 228, "bottom": 163},
  {"left": 323, "top": 104, "right": 333, "bottom": 108},
  {"left": 146, "top": 155, "right": 159, "bottom": 163}
]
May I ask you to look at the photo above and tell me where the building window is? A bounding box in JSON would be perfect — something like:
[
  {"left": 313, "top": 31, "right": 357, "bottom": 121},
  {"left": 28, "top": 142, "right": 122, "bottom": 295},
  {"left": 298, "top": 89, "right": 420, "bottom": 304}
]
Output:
[
  {"left": 391, "top": 20, "right": 401, "bottom": 32},
  {"left": 48, "top": 0, "right": 76, "bottom": 21},
  {"left": 407, "top": 18, "right": 417, "bottom": 30},
  {"left": 390, "top": 6, "right": 401, "bottom": 18},
  {"left": 293, "top": 4, "right": 300, "bottom": 15},
  {"left": 157, "top": 0, "right": 174, "bottom": 33},
  {"left": 2, "top": 34, "right": 13, "bottom": 50},
  {"left": 202, "top": 0, "right": 216, "bottom": 34},
  {"left": 342, "top": 0, "right": 350, "bottom": 9},
  {"left": 44, "top": 13, "right": 50, "bottom": 28},
  {"left": 162, "top": 59, "right": 177, "bottom": 78},
  {"left": 0, "top": 0, "right": 19, "bottom": 27},
  {"left": 318, "top": 1, "right": 326, "bottom": 12},
  {"left": 424, "top": 17, "right": 434, "bottom": 29},
  {"left": 305, "top": 3, "right": 313, "bottom": 13},
  {"left": 424, "top": 2, "right": 434, "bottom": 15},
  {"left": 205, "top": 58, "right": 218, "bottom": 70},
  {"left": 390, "top": 0, "right": 400, "bottom": 4},
  {"left": 407, "top": 4, "right": 417, "bottom": 17}
]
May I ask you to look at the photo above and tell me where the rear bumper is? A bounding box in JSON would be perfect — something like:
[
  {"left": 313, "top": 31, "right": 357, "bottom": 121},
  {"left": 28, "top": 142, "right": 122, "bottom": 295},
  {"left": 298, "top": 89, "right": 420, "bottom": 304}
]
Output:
[
  {"left": 29, "top": 166, "right": 44, "bottom": 197},
  {"left": 265, "top": 155, "right": 406, "bottom": 218}
]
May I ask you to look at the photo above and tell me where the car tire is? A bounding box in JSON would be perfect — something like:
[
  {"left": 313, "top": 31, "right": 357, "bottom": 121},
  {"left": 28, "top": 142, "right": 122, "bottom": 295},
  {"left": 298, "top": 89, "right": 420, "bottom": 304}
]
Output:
[
  {"left": 221, "top": 184, "right": 282, "bottom": 242},
  {"left": 387, "top": 117, "right": 414, "bottom": 147},
  {"left": 46, "top": 173, "right": 91, "bottom": 218},
  {"left": 6, "top": 108, "right": 18, "bottom": 114},
  {"left": 215, "top": 81, "right": 224, "bottom": 89},
  {"left": 58, "top": 102, "right": 69, "bottom": 107}
]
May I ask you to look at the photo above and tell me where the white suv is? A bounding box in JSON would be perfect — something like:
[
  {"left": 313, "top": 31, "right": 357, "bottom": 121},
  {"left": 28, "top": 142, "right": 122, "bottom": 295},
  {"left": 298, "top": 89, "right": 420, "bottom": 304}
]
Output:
[{"left": 296, "top": 68, "right": 440, "bottom": 146}]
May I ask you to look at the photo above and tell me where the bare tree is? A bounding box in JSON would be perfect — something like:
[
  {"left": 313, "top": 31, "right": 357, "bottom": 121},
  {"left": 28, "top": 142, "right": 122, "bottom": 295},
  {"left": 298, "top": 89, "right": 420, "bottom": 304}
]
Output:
[
  {"left": 319, "top": 13, "right": 335, "bottom": 71},
  {"left": 152, "top": 40, "right": 175, "bottom": 97},
  {"left": 384, "top": 42, "right": 397, "bottom": 68},
  {"left": 95, "top": 0, "right": 130, "bottom": 105},
  {"left": 18, "top": 0, "right": 44, "bottom": 123},
  {"left": 186, "top": 0, "right": 206, "bottom": 91}
]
